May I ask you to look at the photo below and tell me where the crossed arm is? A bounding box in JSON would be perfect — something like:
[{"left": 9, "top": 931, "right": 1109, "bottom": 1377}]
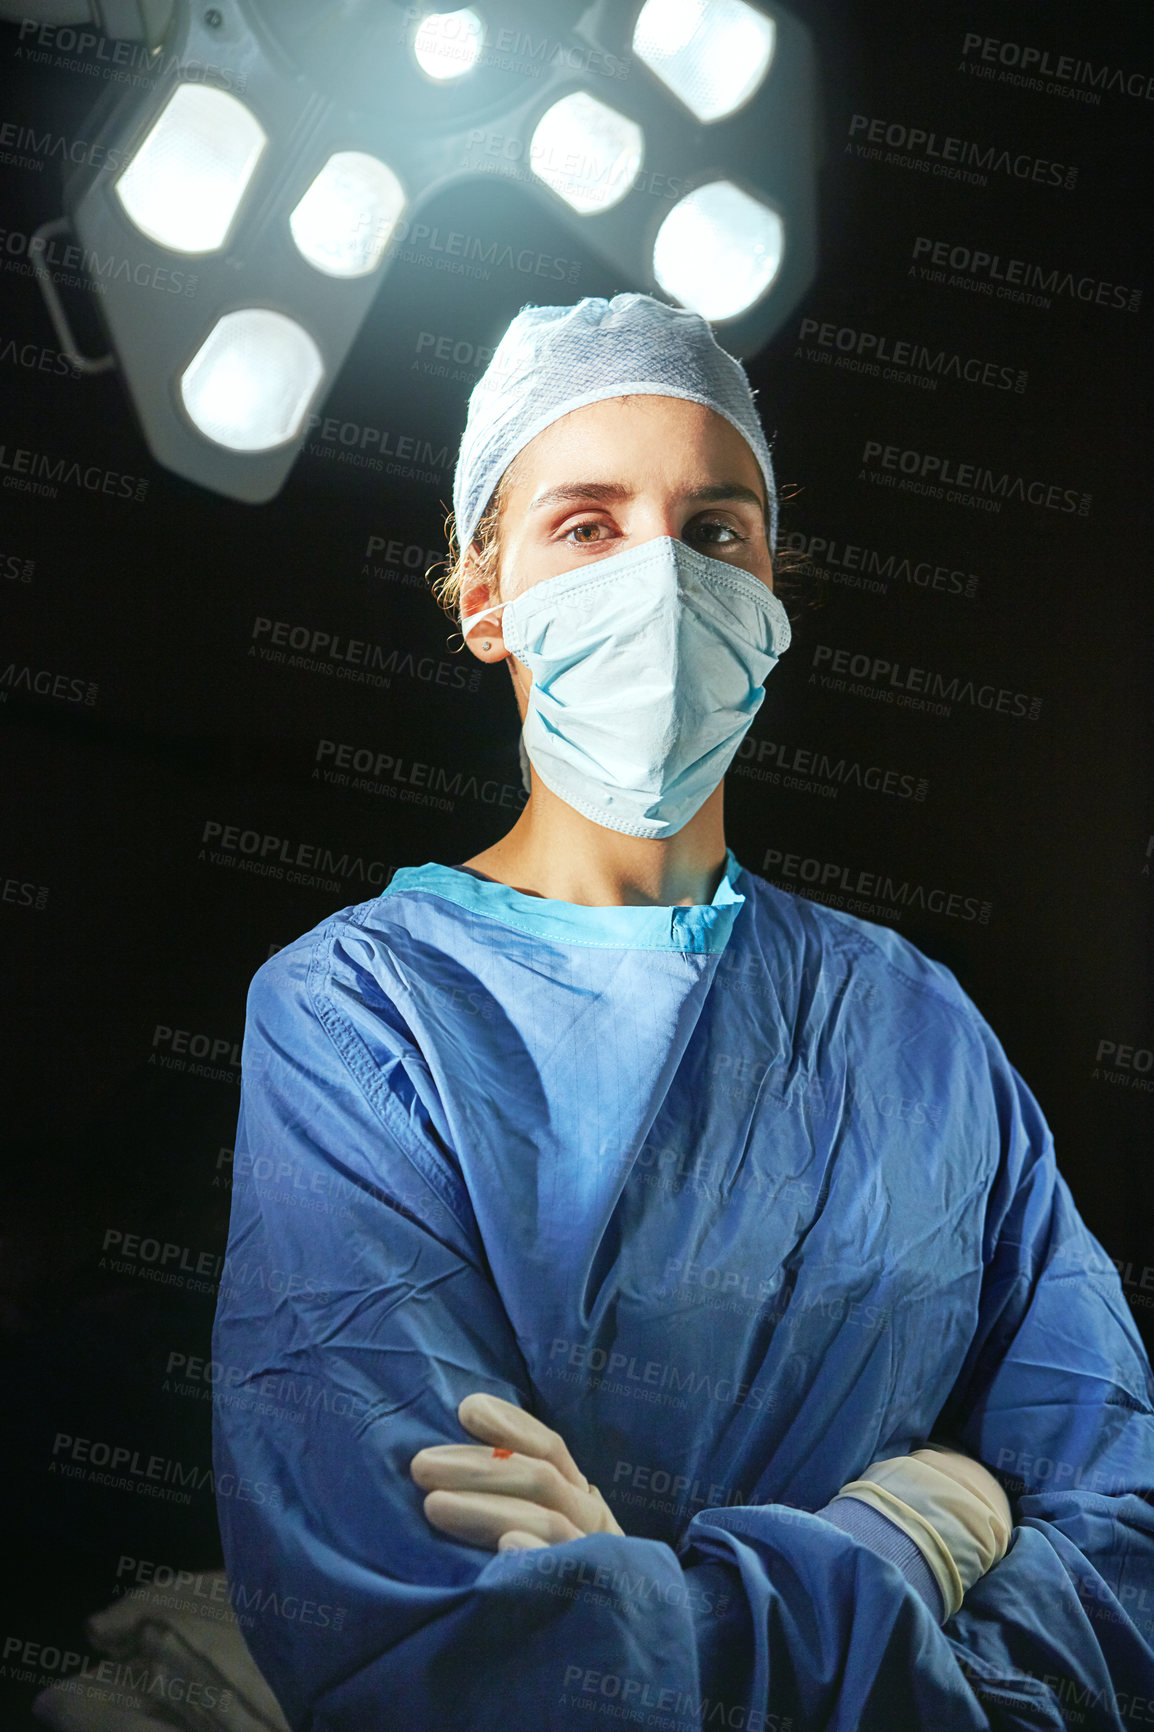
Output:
[{"left": 411, "top": 1390, "right": 1013, "bottom": 1625}]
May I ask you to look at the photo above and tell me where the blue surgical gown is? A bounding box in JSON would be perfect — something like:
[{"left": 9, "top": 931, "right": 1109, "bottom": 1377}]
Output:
[{"left": 212, "top": 853, "right": 1154, "bottom": 1730}]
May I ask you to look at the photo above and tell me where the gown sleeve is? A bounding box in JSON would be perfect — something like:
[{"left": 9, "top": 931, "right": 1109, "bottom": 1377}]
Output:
[
  {"left": 931, "top": 1024, "right": 1154, "bottom": 1727},
  {"left": 212, "top": 922, "right": 1154, "bottom": 1732}
]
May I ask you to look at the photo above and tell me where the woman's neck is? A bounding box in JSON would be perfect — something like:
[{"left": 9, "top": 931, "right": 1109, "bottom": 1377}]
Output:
[{"left": 462, "top": 777, "right": 728, "bottom": 908}]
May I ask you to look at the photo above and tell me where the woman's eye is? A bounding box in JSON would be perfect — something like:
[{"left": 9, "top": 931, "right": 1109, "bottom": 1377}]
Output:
[
  {"left": 691, "top": 519, "right": 743, "bottom": 545},
  {"left": 561, "top": 517, "right": 745, "bottom": 547}
]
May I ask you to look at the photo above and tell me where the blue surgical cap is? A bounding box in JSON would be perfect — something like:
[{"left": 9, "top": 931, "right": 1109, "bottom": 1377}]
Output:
[{"left": 452, "top": 293, "right": 779, "bottom": 555}]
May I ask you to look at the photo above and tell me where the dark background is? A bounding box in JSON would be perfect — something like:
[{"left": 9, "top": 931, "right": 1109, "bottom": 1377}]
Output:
[{"left": 2, "top": 0, "right": 1151, "bottom": 1721}]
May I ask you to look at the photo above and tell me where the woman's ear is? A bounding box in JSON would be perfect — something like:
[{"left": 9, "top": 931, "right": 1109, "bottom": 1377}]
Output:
[{"left": 461, "top": 543, "right": 510, "bottom": 663}]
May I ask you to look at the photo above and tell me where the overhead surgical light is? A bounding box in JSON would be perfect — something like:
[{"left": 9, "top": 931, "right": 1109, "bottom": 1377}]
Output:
[
  {"left": 114, "top": 83, "right": 266, "bottom": 253},
  {"left": 179, "top": 310, "right": 324, "bottom": 451},
  {"left": 530, "top": 93, "right": 645, "bottom": 216},
  {"left": 654, "top": 181, "right": 784, "bottom": 319},
  {"left": 27, "top": 0, "right": 819, "bottom": 502},
  {"left": 632, "top": 0, "right": 776, "bottom": 122},
  {"left": 412, "top": 8, "right": 484, "bottom": 81},
  {"left": 289, "top": 152, "right": 406, "bottom": 278}
]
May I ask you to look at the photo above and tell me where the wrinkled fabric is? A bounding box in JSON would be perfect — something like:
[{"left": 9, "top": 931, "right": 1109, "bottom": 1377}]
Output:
[
  {"left": 32, "top": 1571, "right": 289, "bottom": 1732},
  {"left": 213, "top": 854, "right": 1154, "bottom": 1732}
]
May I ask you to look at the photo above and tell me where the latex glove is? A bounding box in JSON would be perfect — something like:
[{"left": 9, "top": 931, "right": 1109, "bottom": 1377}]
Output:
[
  {"left": 411, "top": 1392, "right": 625, "bottom": 1552},
  {"left": 828, "top": 1442, "right": 1012, "bottom": 1618}
]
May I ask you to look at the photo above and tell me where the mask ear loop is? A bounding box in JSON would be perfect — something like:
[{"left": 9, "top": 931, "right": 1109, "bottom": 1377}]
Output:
[
  {"left": 461, "top": 601, "right": 507, "bottom": 645},
  {"left": 461, "top": 600, "right": 531, "bottom": 792}
]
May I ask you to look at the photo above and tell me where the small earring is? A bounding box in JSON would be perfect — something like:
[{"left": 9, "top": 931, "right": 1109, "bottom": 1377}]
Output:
[{"left": 481, "top": 639, "right": 492, "bottom": 651}]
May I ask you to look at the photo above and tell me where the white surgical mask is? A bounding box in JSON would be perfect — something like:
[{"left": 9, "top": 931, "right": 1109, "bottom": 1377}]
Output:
[{"left": 462, "top": 536, "right": 791, "bottom": 839}]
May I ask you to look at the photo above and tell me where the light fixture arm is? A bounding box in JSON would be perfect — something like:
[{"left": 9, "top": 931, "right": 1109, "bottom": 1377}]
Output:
[{"left": 29, "top": 217, "right": 117, "bottom": 374}]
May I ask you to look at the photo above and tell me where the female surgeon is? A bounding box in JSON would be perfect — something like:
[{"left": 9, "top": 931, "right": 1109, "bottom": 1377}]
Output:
[{"left": 212, "top": 294, "right": 1154, "bottom": 1731}]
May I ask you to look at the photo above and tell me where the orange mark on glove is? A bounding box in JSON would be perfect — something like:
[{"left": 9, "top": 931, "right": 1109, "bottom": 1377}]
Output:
[{"left": 492, "top": 1447, "right": 514, "bottom": 1458}]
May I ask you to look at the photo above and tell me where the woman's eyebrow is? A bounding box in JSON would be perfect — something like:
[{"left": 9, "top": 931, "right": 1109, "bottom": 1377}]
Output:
[
  {"left": 684, "top": 482, "right": 766, "bottom": 514},
  {"left": 528, "top": 480, "right": 765, "bottom": 515}
]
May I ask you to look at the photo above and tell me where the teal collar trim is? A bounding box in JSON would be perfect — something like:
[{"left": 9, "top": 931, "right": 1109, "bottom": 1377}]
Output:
[{"left": 380, "top": 850, "right": 746, "bottom": 954}]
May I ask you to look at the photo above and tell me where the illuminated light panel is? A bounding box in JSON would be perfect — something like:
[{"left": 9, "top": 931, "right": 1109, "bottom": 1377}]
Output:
[
  {"left": 290, "top": 151, "right": 406, "bottom": 278},
  {"left": 180, "top": 309, "right": 324, "bottom": 451},
  {"left": 653, "top": 181, "right": 784, "bottom": 319},
  {"left": 530, "top": 92, "right": 644, "bottom": 215},
  {"left": 632, "top": 0, "right": 776, "bottom": 122},
  {"left": 115, "top": 83, "right": 267, "bottom": 254},
  {"left": 413, "top": 9, "right": 484, "bottom": 80}
]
